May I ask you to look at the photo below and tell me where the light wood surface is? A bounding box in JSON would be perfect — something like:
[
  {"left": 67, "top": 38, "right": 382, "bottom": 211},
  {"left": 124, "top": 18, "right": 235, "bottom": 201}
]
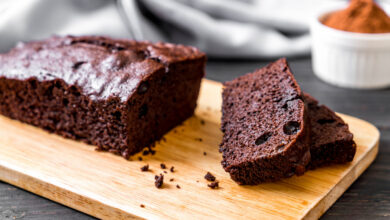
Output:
[{"left": 0, "top": 79, "right": 380, "bottom": 220}]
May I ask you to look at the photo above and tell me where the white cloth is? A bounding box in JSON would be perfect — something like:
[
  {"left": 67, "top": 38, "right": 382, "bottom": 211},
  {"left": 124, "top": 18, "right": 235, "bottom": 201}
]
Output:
[{"left": 0, "top": 0, "right": 353, "bottom": 58}]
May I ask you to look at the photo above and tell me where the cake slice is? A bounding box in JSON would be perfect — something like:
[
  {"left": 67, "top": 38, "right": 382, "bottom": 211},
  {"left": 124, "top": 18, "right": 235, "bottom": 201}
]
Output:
[
  {"left": 0, "top": 36, "right": 205, "bottom": 159},
  {"left": 304, "top": 93, "right": 356, "bottom": 168},
  {"left": 220, "top": 58, "right": 311, "bottom": 185}
]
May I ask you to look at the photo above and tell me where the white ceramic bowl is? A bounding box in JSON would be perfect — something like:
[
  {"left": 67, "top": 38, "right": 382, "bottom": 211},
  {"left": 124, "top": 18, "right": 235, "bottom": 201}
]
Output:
[{"left": 311, "top": 8, "right": 390, "bottom": 89}]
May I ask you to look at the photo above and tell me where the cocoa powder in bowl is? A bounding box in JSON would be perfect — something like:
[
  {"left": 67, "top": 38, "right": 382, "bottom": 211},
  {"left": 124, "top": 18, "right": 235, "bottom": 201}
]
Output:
[{"left": 322, "top": 0, "right": 390, "bottom": 33}]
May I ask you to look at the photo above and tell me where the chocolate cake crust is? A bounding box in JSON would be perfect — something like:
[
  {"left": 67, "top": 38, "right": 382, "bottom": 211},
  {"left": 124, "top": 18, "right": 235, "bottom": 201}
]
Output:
[
  {"left": 220, "top": 58, "right": 311, "bottom": 185},
  {"left": 0, "top": 36, "right": 206, "bottom": 158}
]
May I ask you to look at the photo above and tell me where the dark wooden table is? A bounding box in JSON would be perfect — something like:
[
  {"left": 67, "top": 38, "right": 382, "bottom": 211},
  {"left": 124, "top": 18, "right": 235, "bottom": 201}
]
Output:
[{"left": 1, "top": 57, "right": 389, "bottom": 219}]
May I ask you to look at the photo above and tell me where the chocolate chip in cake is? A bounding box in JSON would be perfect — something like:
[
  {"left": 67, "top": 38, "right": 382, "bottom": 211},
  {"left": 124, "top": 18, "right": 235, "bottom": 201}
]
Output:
[
  {"left": 283, "top": 121, "right": 300, "bottom": 135},
  {"left": 154, "top": 174, "right": 164, "bottom": 188},
  {"left": 140, "top": 164, "right": 149, "bottom": 172},
  {"left": 203, "top": 152, "right": 207, "bottom": 156},
  {"left": 72, "top": 61, "right": 86, "bottom": 70},
  {"left": 204, "top": 172, "right": 216, "bottom": 182},
  {"left": 160, "top": 163, "right": 166, "bottom": 169},
  {"left": 200, "top": 119, "right": 205, "bottom": 125},
  {"left": 176, "top": 184, "right": 181, "bottom": 189},
  {"left": 163, "top": 171, "right": 167, "bottom": 174},
  {"left": 140, "top": 204, "right": 145, "bottom": 208},
  {"left": 195, "top": 138, "right": 203, "bottom": 142},
  {"left": 170, "top": 166, "right": 175, "bottom": 172},
  {"left": 137, "top": 81, "right": 149, "bottom": 94},
  {"left": 169, "top": 178, "right": 174, "bottom": 182},
  {"left": 207, "top": 181, "right": 219, "bottom": 189},
  {"left": 255, "top": 132, "right": 272, "bottom": 145},
  {"left": 138, "top": 156, "right": 143, "bottom": 161}
]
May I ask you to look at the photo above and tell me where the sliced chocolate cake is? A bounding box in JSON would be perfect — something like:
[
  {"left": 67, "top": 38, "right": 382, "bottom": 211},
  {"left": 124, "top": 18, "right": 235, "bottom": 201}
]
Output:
[
  {"left": 304, "top": 93, "right": 356, "bottom": 168},
  {"left": 220, "top": 58, "right": 311, "bottom": 185},
  {"left": 0, "top": 36, "right": 206, "bottom": 159}
]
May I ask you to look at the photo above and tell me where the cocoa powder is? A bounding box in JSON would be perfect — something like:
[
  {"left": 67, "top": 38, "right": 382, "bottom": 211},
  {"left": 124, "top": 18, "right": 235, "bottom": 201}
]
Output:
[{"left": 323, "top": 0, "right": 390, "bottom": 33}]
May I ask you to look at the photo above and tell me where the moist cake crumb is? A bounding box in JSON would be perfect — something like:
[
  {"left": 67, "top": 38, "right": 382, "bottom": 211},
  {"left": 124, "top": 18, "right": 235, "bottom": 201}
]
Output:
[
  {"left": 207, "top": 181, "right": 219, "bottom": 189},
  {"left": 204, "top": 172, "right": 216, "bottom": 182},
  {"left": 154, "top": 174, "right": 164, "bottom": 188},
  {"left": 140, "top": 165, "right": 149, "bottom": 172}
]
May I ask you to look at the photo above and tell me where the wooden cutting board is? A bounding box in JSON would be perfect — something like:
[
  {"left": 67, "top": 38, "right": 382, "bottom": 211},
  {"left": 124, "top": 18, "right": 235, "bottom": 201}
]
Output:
[{"left": 0, "top": 79, "right": 379, "bottom": 220}]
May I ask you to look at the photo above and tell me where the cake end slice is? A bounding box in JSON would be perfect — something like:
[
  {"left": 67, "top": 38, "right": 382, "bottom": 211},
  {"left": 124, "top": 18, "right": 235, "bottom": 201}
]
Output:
[{"left": 304, "top": 93, "right": 356, "bottom": 168}]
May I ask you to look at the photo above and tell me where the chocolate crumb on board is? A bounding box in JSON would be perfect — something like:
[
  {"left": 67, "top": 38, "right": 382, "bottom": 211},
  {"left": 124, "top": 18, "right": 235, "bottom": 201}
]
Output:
[
  {"left": 155, "top": 174, "right": 164, "bottom": 188},
  {"left": 204, "top": 172, "right": 216, "bottom": 182},
  {"left": 170, "top": 166, "right": 175, "bottom": 172},
  {"left": 208, "top": 181, "right": 219, "bottom": 189},
  {"left": 142, "top": 150, "right": 149, "bottom": 156},
  {"left": 170, "top": 178, "right": 174, "bottom": 182},
  {"left": 195, "top": 138, "right": 203, "bottom": 142},
  {"left": 176, "top": 184, "right": 181, "bottom": 189},
  {"left": 200, "top": 119, "right": 205, "bottom": 125},
  {"left": 160, "top": 163, "right": 166, "bottom": 169},
  {"left": 203, "top": 152, "right": 207, "bottom": 156},
  {"left": 140, "top": 204, "right": 145, "bottom": 208},
  {"left": 140, "top": 164, "right": 149, "bottom": 172},
  {"left": 138, "top": 156, "right": 143, "bottom": 161}
]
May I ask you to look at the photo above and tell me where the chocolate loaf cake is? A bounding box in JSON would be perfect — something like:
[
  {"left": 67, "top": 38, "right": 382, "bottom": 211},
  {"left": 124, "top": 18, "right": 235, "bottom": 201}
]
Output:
[
  {"left": 0, "top": 36, "right": 205, "bottom": 159},
  {"left": 304, "top": 94, "right": 356, "bottom": 168},
  {"left": 220, "top": 58, "right": 311, "bottom": 185}
]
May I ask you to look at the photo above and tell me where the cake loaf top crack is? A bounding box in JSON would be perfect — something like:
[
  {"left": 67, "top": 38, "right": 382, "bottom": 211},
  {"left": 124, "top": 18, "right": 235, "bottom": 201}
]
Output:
[{"left": 0, "top": 36, "right": 205, "bottom": 101}]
